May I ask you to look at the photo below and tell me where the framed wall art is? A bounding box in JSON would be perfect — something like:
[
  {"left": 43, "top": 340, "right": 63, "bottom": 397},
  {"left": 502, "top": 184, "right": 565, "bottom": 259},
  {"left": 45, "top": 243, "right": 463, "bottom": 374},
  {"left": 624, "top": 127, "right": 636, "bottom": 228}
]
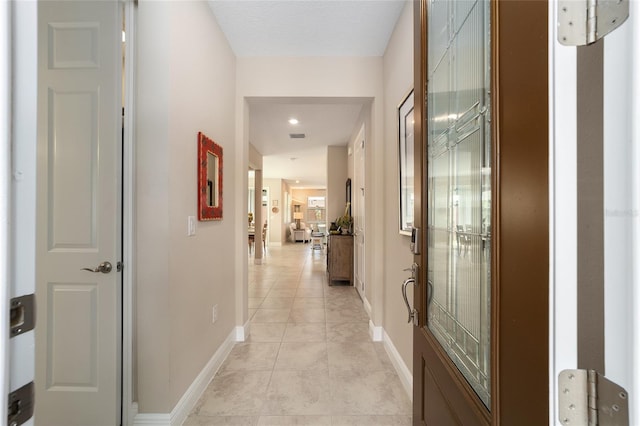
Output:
[
  {"left": 398, "top": 90, "right": 414, "bottom": 235},
  {"left": 198, "top": 132, "right": 223, "bottom": 221}
]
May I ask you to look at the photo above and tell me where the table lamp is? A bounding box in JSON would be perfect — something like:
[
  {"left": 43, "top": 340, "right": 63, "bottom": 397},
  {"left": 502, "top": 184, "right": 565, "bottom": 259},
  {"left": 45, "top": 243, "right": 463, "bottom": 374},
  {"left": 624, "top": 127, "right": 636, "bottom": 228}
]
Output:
[{"left": 293, "top": 212, "right": 303, "bottom": 229}]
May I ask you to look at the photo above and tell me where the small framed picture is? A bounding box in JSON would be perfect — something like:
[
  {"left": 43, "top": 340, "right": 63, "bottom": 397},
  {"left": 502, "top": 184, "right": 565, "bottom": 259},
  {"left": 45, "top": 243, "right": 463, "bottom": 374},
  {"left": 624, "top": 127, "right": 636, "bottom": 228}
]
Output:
[{"left": 398, "top": 89, "right": 414, "bottom": 235}]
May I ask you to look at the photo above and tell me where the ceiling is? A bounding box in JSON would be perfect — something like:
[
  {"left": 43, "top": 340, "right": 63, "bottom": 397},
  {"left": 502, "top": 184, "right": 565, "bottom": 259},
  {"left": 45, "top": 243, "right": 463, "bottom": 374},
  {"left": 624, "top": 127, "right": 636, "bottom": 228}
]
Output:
[
  {"left": 208, "top": 1, "right": 406, "bottom": 188},
  {"left": 248, "top": 98, "right": 368, "bottom": 187}
]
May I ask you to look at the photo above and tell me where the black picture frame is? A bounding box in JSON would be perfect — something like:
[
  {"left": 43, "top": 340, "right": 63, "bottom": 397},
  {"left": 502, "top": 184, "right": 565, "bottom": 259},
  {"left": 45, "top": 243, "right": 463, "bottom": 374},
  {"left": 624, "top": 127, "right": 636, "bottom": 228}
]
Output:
[
  {"left": 346, "top": 178, "right": 352, "bottom": 217},
  {"left": 398, "top": 89, "right": 415, "bottom": 235}
]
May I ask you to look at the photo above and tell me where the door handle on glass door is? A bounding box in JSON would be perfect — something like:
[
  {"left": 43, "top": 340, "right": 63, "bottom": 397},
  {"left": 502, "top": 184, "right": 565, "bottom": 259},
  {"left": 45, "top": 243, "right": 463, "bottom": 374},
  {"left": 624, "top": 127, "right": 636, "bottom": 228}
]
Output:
[
  {"left": 81, "top": 261, "right": 113, "bottom": 274},
  {"left": 403, "top": 262, "right": 418, "bottom": 279},
  {"left": 402, "top": 277, "right": 418, "bottom": 324}
]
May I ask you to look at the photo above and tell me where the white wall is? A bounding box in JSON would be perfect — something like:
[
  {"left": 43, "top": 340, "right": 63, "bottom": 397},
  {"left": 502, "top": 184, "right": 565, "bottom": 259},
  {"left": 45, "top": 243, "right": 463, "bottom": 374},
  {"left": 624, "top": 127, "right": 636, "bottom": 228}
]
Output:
[
  {"left": 136, "top": 0, "right": 237, "bottom": 413},
  {"left": 381, "top": 0, "right": 414, "bottom": 376}
]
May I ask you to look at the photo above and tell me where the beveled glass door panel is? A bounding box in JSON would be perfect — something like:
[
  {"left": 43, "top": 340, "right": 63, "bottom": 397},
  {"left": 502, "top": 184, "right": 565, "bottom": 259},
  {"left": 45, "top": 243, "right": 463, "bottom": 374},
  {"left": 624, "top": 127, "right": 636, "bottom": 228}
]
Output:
[{"left": 426, "top": 0, "right": 491, "bottom": 408}]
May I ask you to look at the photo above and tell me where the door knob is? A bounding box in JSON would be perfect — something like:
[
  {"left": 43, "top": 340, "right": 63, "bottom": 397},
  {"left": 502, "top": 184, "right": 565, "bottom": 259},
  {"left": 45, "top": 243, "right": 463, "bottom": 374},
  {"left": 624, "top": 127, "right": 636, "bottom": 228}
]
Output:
[{"left": 81, "top": 261, "right": 113, "bottom": 274}]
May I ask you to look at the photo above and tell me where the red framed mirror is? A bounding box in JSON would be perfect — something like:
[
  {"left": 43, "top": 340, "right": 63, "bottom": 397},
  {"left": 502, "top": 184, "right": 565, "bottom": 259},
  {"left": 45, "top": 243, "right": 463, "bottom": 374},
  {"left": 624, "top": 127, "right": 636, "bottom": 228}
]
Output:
[{"left": 198, "top": 132, "right": 223, "bottom": 221}]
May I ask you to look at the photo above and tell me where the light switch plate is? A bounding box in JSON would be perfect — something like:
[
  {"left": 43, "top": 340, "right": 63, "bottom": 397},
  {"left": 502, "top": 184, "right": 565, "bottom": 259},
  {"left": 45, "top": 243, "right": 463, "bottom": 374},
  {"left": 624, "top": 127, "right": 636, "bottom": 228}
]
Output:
[
  {"left": 212, "top": 305, "right": 218, "bottom": 323},
  {"left": 187, "top": 216, "right": 196, "bottom": 236}
]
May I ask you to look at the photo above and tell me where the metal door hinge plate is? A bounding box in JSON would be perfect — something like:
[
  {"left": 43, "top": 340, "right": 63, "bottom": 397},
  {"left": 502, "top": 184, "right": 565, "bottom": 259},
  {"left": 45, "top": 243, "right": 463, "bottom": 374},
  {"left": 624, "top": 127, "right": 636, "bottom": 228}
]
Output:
[
  {"left": 10, "top": 294, "right": 35, "bottom": 337},
  {"left": 558, "top": 0, "right": 629, "bottom": 46},
  {"left": 559, "top": 369, "right": 628, "bottom": 426},
  {"left": 8, "top": 382, "right": 34, "bottom": 426}
]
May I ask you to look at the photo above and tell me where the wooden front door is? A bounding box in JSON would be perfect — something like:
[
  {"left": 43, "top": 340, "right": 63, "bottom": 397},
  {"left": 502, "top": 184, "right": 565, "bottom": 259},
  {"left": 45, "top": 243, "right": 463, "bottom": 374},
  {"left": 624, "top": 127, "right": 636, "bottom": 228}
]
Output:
[{"left": 412, "top": 1, "right": 549, "bottom": 424}]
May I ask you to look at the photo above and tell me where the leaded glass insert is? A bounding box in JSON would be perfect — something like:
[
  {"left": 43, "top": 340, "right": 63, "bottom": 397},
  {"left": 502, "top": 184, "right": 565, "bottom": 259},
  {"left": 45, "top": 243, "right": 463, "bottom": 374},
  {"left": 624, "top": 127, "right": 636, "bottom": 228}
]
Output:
[{"left": 426, "top": 0, "right": 492, "bottom": 408}]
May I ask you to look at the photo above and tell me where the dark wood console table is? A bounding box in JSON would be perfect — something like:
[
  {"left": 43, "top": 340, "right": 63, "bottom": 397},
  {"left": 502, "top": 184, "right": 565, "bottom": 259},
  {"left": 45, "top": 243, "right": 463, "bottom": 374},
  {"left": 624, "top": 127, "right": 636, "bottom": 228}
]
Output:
[{"left": 327, "top": 234, "right": 353, "bottom": 285}]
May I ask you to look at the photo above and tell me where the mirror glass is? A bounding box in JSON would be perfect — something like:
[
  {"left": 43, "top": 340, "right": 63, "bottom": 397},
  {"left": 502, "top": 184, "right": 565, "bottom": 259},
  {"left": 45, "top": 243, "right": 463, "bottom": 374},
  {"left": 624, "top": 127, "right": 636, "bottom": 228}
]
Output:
[{"left": 207, "top": 152, "right": 219, "bottom": 207}]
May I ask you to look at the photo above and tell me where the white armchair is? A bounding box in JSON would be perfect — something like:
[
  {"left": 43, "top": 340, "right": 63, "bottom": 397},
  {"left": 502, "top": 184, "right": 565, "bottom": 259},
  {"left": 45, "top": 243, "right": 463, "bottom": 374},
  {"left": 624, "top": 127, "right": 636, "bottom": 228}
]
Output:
[{"left": 289, "top": 222, "right": 312, "bottom": 242}]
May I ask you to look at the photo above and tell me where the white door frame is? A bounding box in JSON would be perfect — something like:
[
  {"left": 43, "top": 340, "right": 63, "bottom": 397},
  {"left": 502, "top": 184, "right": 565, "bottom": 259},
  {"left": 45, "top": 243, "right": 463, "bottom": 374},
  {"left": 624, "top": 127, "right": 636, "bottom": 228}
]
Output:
[
  {"left": 353, "top": 124, "right": 366, "bottom": 301},
  {"left": 633, "top": 5, "right": 640, "bottom": 419},
  {"left": 548, "top": 1, "right": 578, "bottom": 422},
  {"left": 1, "top": 0, "right": 11, "bottom": 422},
  {"left": 549, "top": 1, "right": 640, "bottom": 424},
  {"left": 8, "top": 2, "right": 39, "bottom": 425},
  {"left": 122, "top": 1, "right": 137, "bottom": 424}
]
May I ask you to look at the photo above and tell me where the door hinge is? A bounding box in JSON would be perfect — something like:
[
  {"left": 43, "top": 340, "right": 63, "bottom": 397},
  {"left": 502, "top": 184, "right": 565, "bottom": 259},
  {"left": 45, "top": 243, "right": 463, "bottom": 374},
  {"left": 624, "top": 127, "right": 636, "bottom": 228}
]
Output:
[
  {"left": 8, "top": 382, "right": 34, "bottom": 426},
  {"left": 558, "top": 369, "right": 629, "bottom": 426},
  {"left": 10, "top": 294, "right": 35, "bottom": 338},
  {"left": 558, "top": 0, "right": 629, "bottom": 46}
]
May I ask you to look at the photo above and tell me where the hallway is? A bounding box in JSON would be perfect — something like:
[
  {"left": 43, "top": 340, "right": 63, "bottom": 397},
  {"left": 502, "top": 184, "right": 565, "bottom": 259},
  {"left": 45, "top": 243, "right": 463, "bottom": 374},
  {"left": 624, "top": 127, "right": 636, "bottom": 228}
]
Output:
[{"left": 185, "top": 244, "right": 412, "bottom": 425}]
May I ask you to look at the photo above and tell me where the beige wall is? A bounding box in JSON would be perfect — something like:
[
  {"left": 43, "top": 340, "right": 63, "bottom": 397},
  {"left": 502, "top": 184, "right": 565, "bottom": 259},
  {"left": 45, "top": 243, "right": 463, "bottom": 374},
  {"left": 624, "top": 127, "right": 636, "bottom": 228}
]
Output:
[
  {"left": 263, "top": 178, "right": 284, "bottom": 244},
  {"left": 137, "top": 0, "right": 237, "bottom": 413},
  {"left": 248, "top": 143, "right": 262, "bottom": 170},
  {"left": 282, "top": 180, "right": 292, "bottom": 242},
  {"left": 291, "top": 187, "right": 327, "bottom": 231},
  {"left": 382, "top": 1, "right": 414, "bottom": 372},
  {"left": 327, "top": 146, "right": 349, "bottom": 229}
]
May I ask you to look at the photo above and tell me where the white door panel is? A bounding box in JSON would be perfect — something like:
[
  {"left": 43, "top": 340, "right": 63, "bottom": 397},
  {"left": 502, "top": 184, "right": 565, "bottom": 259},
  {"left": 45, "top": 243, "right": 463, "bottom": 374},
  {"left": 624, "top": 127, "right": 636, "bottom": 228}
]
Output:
[
  {"left": 36, "top": 1, "right": 121, "bottom": 425},
  {"left": 47, "top": 89, "right": 99, "bottom": 249}
]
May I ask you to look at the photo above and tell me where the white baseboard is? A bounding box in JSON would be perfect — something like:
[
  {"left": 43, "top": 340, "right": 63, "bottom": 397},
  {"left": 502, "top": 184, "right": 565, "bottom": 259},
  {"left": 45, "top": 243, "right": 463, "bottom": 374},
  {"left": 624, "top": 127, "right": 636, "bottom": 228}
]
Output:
[
  {"left": 132, "top": 327, "right": 237, "bottom": 426},
  {"left": 235, "top": 319, "right": 250, "bottom": 342},
  {"left": 362, "top": 296, "right": 372, "bottom": 317},
  {"left": 383, "top": 330, "right": 413, "bottom": 402},
  {"left": 369, "top": 319, "right": 383, "bottom": 342},
  {"left": 131, "top": 412, "right": 170, "bottom": 426},
  {"left": 128, "top": 402, "right": 139, "bottom": 426}
]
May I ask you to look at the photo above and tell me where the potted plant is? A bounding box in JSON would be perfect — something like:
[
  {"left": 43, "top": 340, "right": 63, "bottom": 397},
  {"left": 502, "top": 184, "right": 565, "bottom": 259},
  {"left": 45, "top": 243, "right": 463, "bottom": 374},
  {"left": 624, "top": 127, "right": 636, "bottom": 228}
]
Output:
[{"left": 335, "top": 202, "right": 352, "bottom": 234}]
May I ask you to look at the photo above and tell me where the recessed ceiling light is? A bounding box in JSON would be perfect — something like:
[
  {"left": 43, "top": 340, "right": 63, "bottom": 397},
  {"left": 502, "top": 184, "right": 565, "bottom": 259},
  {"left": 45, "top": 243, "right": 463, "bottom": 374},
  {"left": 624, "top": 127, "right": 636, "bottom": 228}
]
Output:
[
  {"left": 288, "top": 118, "right": 299, "bottom": 125},
  {"left": 296, "top": 180, "right": 300, "bottom": 184}
]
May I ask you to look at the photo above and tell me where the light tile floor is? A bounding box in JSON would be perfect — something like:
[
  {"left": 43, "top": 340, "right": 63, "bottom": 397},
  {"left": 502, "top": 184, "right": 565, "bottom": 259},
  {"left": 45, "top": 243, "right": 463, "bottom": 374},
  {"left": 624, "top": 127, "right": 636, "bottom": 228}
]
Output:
[{"left": 186, "top": 243, "right": 412, "bottom": 426}]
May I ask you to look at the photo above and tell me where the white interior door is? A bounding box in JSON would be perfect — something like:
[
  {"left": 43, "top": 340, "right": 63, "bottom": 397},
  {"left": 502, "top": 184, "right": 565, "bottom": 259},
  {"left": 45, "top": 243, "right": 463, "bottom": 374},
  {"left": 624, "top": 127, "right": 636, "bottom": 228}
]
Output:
[
  {"left": 36, "top": 1, "right": 122, "bottom": 425},
  {"left": 353, "top": 125, "right": 365, "bottom": 297}
]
